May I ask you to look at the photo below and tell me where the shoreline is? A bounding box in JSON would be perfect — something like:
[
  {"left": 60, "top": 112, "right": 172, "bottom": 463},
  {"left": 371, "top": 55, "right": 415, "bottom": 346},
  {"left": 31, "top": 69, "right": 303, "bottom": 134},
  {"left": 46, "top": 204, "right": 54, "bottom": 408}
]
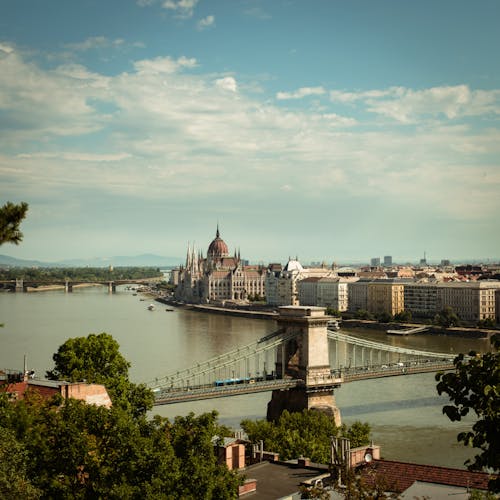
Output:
[{"left": 156, "top": 298, "right": 498, "bottom": 338}]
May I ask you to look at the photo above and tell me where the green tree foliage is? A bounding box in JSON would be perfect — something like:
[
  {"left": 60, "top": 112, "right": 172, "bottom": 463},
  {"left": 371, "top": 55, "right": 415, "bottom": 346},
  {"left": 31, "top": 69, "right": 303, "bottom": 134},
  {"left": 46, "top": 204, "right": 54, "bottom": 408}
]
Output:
[
  {"left": 0, "top": 266, "right": 162, "bottom": 282},
  {"left": 0, "top": 201, "right": 28, "bottom": 246},
  {"left": 393, "top": 310, "right": 412, "bottom": 322},
  {"left": 375, "top": 312, "right": 392, "bottom": 324},
  {"left": 436, "top": 334, "right": 500, "bottom": 492},
  {"left": 434, "top": 306, "right": 461, "bottom": 328},
  {"left": 478, "top": 318, "right": 496, "bottom": 329},
  {"left": 0, "top": 426, "right": 40, "bottom": 499},
  {"left": 170, "top": 412, "right": 241, "bottom": 499},
  {"left": 354, "top": 309, "right": 374, "bottom": 321},
  {"left": 326, "top": 307, "right": 341, "bottom": 317},
  {"left": 0, "top": 393, "right": 239, "bottom": 499},
  {"left": 46, "top": 333, "right": 154, "bottom": 418},
  {"left": 241, "top": 410, "right": 371, "bottom": 464}
]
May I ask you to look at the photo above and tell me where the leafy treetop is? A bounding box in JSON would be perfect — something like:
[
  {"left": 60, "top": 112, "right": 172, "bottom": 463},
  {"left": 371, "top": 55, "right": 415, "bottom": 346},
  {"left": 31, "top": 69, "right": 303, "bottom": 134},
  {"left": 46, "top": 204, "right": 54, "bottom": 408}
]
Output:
[
  {"left": 241, "top": 409, "right": 371, "bottom": 464},
  {"left": 436, "top": 334, "right": 500, "bottom": 492},
  {"left": 47, "top": 333, "right": 154, "bottom": 419},
  {"left": 0, "top": 201, "right": 28, "bottom": 246}
]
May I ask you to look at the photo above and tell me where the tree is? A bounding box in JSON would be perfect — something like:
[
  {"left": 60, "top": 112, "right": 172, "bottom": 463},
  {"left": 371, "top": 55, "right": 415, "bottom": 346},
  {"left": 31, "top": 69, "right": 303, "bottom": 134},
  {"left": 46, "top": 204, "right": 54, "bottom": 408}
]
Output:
[
  {"left": 436, "top": 334, "right": 500, "bottom": 492},
  {"left": 434, "top": 306, "right": 461, "bottom": 328},
  {"left": 326, "top": 307, "right": 341, "bottom": 317},
  {"left": 170, "top": 411, "right": 241, "bottom": 499},
  {"left": 478, "top": 318, "right": 496, "bottom": 329},
  {"left": 393, "top": 310, "right": 412, "bottom": 322},
  {"left": 354, "top": 309, "right": 374, "bottom": 321},
  {"left": 241, "top": 410, "right": 371, "bottom": 464},
  {"left": 47, "top": 333, "right": 154, "bottom": 418},
  {"left": 0, "top": 201, "right": 28, "bottom": 246},
  {"left": 0, "top": 427, "right": 40, "bottom": 499},
  {"left": 376, "top": 311, "right": 392, "bottom": 324},
  {"left": 0, "top": 393, "right": 240, "bottom": 498}
]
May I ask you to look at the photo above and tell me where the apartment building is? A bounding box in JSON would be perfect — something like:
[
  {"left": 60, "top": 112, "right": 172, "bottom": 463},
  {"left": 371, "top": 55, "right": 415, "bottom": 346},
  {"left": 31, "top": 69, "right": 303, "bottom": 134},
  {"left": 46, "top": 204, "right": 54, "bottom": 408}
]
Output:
[
  {"left": 297, "top": 277, "right": 321, "bottom": 306},
  {"left": 404, "top": 283, "right": 438, "bottom": 319},
  {"left": 298, "top": 278, "right": 352, "bottom": 311},
  {"left": 266, "top": 259, "right": 337, "bottom": 307},
  {"left": 436, "top": 281, "right": 500, "bottom": 322},
  {"left": 348, "top": 280, "right": 370, "bottom": 312},
  {"left": 367, "top": 281, "right": 405, "bottom": 316}
]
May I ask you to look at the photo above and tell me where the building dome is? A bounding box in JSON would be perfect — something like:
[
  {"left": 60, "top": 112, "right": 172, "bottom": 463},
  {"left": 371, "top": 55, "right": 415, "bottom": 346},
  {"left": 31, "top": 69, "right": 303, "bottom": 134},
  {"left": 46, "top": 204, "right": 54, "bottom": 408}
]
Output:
[
  {"left": 207, "top": 226, "right": 229, "bottom": 258},
  {"left": 283, "top": 258, "right": 303, "bottom": 273}
]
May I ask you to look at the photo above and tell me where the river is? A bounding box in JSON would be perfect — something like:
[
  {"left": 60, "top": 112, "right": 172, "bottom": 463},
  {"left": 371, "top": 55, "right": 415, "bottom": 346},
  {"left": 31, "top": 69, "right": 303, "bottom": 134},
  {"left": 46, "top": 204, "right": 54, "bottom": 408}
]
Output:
[{"left": 0, "top": 285, "right": 491, "bottom": 469}]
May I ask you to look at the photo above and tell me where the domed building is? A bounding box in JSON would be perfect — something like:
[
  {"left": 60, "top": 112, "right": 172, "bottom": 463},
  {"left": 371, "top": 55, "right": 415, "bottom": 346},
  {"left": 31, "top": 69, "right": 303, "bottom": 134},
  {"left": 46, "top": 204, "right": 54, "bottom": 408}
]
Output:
[{"left": 175, "top": 226, "right": 266, "bottom": 304}]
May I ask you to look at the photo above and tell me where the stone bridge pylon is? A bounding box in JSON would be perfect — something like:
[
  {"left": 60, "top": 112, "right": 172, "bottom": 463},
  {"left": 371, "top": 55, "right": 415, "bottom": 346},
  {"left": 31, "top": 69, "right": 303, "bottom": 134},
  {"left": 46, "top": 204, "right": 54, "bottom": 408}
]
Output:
[{"left": 267, "top": 306, "right": 342, "bottom": 426}]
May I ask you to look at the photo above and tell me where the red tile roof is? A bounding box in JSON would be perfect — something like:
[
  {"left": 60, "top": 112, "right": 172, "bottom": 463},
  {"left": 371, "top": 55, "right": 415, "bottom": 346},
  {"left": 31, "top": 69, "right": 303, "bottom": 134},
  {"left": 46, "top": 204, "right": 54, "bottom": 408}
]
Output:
[{"left": 359, "top": 459, "right": 494, "bottom": 492}]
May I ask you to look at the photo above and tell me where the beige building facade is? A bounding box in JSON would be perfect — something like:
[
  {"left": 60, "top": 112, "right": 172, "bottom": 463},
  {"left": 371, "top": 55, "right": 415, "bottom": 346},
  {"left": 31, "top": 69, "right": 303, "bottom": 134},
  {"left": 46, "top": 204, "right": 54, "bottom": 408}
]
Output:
[
  {"left": 367, "top": 282, "right": 405, "bottom": 316},
  {"left": 436, "top": 281, "right": 500, "bottom": 323}
]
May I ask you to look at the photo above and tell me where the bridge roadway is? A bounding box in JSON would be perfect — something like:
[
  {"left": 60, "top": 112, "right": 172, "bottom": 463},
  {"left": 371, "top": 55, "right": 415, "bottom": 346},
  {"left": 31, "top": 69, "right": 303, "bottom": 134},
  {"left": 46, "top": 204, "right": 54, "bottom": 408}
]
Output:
[
  {"left": 0, "top": 278, "right": 160, "bottom": 291},
  {"left": 152, "top": 360, "right": 455, "bottom": 405}
]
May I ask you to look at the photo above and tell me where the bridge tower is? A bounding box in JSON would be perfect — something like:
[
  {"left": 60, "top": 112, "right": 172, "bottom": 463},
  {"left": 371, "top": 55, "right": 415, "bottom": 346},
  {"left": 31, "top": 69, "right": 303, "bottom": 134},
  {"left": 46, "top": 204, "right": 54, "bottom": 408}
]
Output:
[{"left": 267, "top": 306, "right": 342, "bottom": 426}]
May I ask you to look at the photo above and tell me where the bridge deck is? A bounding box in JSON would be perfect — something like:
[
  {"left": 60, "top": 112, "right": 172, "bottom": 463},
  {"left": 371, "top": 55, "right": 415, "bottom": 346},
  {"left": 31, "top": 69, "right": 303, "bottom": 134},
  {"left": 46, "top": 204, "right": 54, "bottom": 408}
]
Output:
[
  {"left": 152, "top": 362, "right": 455, "bottom": 405},
  {"left": 153, "top": 379, "right": 301, "bottom": 405}
]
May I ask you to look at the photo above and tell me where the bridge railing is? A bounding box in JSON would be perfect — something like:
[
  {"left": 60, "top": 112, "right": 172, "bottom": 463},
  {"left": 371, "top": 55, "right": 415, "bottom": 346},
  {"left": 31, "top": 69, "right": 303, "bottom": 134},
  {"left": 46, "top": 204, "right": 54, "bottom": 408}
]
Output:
[
  {"left": 147, "top": 328, "right": 298, "bottom": 391},
  {"left": 327, "top": 330, "right": 457, "bottom": 361}
]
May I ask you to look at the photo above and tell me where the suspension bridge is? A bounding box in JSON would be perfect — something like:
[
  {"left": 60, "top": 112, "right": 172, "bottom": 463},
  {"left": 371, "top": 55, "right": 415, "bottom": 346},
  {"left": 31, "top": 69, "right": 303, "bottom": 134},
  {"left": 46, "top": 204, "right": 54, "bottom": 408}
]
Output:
[{"left": 148, "top": 307, "right": 456, "bottom": 420}]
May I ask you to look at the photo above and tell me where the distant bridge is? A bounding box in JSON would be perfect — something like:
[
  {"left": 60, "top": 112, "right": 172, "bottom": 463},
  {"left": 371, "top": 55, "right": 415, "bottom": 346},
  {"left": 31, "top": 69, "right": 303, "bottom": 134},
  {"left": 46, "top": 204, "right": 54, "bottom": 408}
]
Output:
[
  {"left": 0, "top": 278, "right": 159, "bottom": 293},
  {"left": 148, "top": 310, "right": 456, "bottom": 408}
]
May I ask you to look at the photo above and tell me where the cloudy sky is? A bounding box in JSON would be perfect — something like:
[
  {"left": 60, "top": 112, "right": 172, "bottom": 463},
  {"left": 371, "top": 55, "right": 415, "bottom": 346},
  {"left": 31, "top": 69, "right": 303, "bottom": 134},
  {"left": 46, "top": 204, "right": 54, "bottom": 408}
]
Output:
[{"left": 1, "top": 0, "right": 499, "bottom": 265}]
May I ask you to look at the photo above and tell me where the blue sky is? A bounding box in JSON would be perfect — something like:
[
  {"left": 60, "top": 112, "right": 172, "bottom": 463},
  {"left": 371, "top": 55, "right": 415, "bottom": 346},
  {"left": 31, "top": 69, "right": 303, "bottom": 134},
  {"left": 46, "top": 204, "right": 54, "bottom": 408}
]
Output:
[{"left": 1, "top": 0, "right": 499, "bottom": 265}]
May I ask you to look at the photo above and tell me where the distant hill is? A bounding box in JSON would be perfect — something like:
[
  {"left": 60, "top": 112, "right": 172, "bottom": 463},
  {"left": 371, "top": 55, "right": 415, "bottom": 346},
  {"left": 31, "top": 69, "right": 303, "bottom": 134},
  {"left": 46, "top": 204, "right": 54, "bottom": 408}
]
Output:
[{"left": 0, "top": 254, "right": 182, "bottom": 268}]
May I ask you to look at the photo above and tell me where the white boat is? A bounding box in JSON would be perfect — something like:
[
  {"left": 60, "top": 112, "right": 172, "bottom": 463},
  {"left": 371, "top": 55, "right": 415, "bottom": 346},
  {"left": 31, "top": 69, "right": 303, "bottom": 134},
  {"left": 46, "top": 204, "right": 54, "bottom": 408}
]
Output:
[{"left": 147, "top": 304, "right": 155, "bottom": 311}]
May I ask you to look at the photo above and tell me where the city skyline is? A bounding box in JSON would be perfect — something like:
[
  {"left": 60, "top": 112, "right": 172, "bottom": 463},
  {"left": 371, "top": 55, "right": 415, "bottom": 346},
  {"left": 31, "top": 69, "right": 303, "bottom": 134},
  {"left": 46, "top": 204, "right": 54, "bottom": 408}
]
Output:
[{"left": 1, "top": 1, "right": 499, "bottom": 263}]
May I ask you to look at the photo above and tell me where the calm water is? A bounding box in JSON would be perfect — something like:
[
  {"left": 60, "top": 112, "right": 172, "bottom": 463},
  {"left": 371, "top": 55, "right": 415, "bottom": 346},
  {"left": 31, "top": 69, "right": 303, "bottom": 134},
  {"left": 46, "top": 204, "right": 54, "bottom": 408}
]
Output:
[{"left": 0, "top": 286, "right": 490, "bottom": 468}]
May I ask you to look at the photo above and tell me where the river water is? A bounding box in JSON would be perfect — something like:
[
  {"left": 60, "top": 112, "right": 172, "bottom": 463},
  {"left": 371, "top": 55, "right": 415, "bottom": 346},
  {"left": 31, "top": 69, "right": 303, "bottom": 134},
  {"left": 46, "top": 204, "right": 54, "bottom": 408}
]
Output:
[{"left": 0, "top": 286, "right": 491, "bottom": 469}]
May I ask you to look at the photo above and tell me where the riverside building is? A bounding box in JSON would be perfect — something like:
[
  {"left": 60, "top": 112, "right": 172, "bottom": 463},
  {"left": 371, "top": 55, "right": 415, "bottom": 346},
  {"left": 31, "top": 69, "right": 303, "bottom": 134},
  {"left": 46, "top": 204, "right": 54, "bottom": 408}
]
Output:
[{"left": 174, "top": 227, "right": 266, "bottom": 304}]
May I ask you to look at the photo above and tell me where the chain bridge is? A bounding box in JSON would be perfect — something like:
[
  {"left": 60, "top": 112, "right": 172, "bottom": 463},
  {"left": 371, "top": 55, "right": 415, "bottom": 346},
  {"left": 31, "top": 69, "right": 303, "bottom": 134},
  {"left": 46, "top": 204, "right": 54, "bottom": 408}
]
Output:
[{"left": 148, "top": 307, "right": 456, "bottom": 424}]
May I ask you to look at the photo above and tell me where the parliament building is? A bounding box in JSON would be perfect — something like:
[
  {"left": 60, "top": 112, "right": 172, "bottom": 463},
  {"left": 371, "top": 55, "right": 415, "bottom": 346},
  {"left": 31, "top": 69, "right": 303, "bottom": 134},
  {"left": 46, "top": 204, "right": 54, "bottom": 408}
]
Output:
[{"left": 174, "top": 227, "right": 266, "bottom": 304}]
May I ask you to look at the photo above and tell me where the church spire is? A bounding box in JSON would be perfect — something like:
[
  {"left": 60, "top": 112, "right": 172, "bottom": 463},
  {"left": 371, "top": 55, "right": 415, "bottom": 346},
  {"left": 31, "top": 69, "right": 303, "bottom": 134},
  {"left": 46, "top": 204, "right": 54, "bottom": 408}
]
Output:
[
  {"left": 216, "top": 223, "right": 220, "bottom": 239},
  {"left": 186, "top": 242, "right": 191, "bottom": 268}
]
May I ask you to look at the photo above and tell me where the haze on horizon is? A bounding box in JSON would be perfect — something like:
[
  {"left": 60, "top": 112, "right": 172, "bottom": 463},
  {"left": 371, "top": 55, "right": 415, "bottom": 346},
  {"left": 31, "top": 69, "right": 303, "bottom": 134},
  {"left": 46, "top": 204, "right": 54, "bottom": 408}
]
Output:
[{"left": 1, "top": 0, "right": 499, "bottom": 265}]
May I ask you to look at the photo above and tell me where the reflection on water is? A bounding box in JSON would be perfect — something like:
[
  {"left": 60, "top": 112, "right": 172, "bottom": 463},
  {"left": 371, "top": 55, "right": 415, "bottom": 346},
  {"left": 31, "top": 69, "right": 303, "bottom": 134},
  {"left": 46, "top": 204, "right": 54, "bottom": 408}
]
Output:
[{"left": 0, "top": 287, "right": 485, "bottom": 468}]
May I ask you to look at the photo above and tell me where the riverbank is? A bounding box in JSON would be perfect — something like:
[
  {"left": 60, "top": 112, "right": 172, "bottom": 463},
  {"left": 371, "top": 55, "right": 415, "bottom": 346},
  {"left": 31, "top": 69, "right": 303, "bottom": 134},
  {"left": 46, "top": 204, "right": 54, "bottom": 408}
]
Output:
[
  {"left": 156, "top": 298, "right": 498, "bottom": 338},
  {"left": 342, "top": 319, "right": 497, "bottom": 339},
  {"left": 155, "top": 298, "right": 278, "bottom": 320}
]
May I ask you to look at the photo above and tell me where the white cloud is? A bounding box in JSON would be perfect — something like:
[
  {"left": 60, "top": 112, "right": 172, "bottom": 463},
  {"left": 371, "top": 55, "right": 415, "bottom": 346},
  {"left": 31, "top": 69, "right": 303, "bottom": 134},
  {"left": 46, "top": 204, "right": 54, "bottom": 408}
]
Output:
[
  {"left": 276, "top": 86, "right": 326, "bottom": 100},
  {"left": 133, "top": 55, "right": 197, "bottom": 74},
  {"left": 244, "top": 7, "right": 271, "bottom": 20},
  {"left": 162, "top": 0, "right": 199, "bottom": 18},
  {"left": 0, "top": 43, "right": 14, "bottom": 54},
  {"left": 197, "top": 15, "right": 215, "bottom": 30},
  {"left": 330, "top": 85, "right": 500, "bottom": 123},
  {"left": 215, "top": 76, "right": 238, "bottom": 92},
  {"left": 1, "top": 47, "right": 499, "bottom": 228},
  {"left": 63, "top": 36, "right": 126, "bottom": 51}
]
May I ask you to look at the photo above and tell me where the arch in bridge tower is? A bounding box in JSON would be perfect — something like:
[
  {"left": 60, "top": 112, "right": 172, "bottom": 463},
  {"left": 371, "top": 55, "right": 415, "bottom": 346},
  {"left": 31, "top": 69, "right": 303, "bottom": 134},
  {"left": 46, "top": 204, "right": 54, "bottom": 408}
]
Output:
[{"left": 267, "top": 306, "right": 342, "bottom": 426}]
